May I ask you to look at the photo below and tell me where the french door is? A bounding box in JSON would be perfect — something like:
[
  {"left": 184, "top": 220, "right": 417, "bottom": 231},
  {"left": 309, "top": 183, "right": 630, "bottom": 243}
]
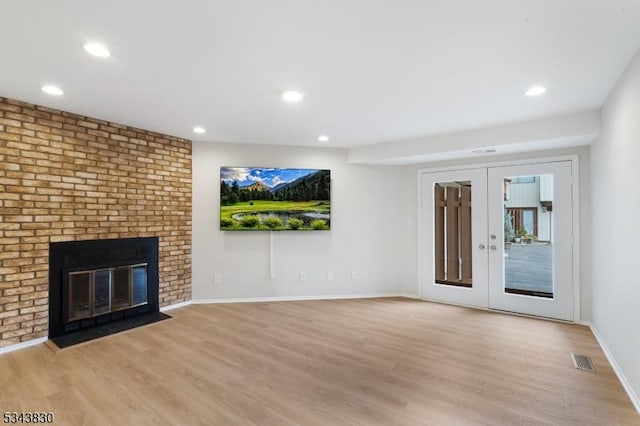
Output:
[
  {"left": 420, "top": 161, "right": 575, "bottom": 321},
  {"left": 420, "top": 169, "right": 489, "bottom": 308}
]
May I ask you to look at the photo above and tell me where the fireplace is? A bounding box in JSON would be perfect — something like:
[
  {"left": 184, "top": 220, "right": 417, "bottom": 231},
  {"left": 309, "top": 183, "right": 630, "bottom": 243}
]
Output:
[{"left": 49, "top": 237, "right": 164, "bottom": 346}]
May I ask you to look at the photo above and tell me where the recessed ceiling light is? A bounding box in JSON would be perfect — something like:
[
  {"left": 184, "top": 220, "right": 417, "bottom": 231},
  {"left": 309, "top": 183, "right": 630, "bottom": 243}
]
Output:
[
  {"left": 193, "top": 126, "right": 206, "bottom": 134},
  {"left": 83, "top": 42, "right": 111, "bottom": 58},
  {"left": 282, "top": 90, "right": 304, "bottom": 103},
  {"left": 525, "top": 85, "right": 547, "bottom": 97},
  {"left": 318, "top": 135, "right": 330, "bottom": 142},
  {"left": 41, "top": 85, "right": 64, "bottom": 96}
]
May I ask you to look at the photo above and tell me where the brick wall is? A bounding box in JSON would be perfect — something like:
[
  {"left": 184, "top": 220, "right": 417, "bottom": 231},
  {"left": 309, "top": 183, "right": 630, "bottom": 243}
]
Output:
[{"left": 0, "top": 97, "right": 192, "bottom": 347}]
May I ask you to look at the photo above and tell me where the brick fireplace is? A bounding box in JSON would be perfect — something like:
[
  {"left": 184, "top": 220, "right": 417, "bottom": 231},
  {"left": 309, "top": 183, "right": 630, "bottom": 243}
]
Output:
[{"left": 0, "top": 97, "right": 192, "bottom": 348}]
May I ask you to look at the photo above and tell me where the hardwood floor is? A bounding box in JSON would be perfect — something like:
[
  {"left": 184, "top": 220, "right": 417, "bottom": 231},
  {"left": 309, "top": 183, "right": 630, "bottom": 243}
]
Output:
[{"left": 1, "top": 298, "right": 638, "bottom": 425}]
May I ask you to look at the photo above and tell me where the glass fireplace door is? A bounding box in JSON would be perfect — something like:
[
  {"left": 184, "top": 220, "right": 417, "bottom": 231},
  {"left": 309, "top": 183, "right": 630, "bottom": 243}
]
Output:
[{"left": 67, "top": 264, "right": 148, "bottom": 322}]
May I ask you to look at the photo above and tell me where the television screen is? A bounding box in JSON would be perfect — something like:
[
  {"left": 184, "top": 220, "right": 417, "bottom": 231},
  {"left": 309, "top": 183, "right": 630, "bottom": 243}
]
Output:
[{"left": 220, "top": 167, "right": 331, "bottom": 231}]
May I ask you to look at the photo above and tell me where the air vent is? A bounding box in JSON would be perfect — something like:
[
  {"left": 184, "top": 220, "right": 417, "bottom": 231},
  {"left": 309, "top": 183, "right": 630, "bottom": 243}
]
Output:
[{"left": 571, "top": 353, "right": 596, "bottom": 372}]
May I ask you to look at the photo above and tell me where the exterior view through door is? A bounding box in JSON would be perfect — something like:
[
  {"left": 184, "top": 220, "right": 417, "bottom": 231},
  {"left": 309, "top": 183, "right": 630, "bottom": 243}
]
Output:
[
  {"left": 502, "top": 175, "right": 554, "bottom": 297},
  {"left": 420, "top": 160, "right": 575, "bottom": 321}
]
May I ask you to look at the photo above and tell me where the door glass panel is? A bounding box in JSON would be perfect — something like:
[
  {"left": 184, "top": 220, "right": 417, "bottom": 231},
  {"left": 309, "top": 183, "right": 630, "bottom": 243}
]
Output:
[
  {"left": 522, "top": 210, "right": 534, "bottom": 234},
  {"left": 503, "top": 175, "right": 553, "bottom": 298},
  {"left": 434, "top": 181, "right": 472, "bottom": 287}
]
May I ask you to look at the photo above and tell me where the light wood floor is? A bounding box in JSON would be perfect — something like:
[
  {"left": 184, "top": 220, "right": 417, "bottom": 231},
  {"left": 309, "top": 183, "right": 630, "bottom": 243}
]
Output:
[{"left": 1, "top": 298, "right": 638, "bottom": 425}]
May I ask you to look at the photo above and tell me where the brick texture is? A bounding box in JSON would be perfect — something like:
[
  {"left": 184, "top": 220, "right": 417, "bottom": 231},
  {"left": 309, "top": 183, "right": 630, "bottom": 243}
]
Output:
[{"left": 0, "top": 97, "right": 192, "bottom": 347}]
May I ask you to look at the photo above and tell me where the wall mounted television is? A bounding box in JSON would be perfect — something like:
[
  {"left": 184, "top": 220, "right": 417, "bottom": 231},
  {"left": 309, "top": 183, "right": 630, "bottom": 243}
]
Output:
[{"left": 220, "top": 167, "right": 331, "bottom": 231}]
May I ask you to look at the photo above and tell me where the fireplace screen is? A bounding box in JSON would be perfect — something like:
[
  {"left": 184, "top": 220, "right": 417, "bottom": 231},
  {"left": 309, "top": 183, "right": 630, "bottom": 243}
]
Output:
[{"left": 68, "top": 264, "right": 148, "bottom": 321}]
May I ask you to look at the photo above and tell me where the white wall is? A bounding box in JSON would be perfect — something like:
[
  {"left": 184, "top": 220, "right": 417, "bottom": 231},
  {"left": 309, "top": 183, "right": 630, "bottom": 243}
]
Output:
[
  {"left": 397, "top": 146, "right": 592, "bottom": 319},
  {"left": 591, "top": 47, "right": 640, "bottom": 408},
  {"left": 539, "top": 175, "right": 554, "bottom": 201},
  {"left": 192, "top": 142, "right": 409, "bottom": 300},
  {"left": 192, "top": 141, "right": 593, "bottom": 322},
  {"left": 505, "top": 181, "right": 539, "bottom": 207}
]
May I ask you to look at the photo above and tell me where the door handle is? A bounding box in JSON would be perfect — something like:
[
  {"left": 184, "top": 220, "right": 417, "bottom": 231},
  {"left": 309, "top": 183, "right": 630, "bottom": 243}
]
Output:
[{"left": 478, "top": 244, "right": 486, "bottom": 250}]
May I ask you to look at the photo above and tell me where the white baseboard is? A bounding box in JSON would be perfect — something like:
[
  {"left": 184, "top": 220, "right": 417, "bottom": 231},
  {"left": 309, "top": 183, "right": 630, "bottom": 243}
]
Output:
[
  {"left": 192, "top": 292, "right": 412, "bottom": 304},
  {"left": 398, "top": 292, "right": 421, "bottom": 299},
  {"left": 0, "top": 337, "right": 48, "bottom": 355},
  {"left": 586, "top": 321, "right": 640, "bottom": 413},
  {"left": 160, "top": 300, "right": 192, "bottom": 312}
]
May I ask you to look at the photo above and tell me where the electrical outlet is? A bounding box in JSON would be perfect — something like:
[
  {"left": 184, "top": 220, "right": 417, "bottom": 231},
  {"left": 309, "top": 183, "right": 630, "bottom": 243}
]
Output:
[
  {"left": 300, "top": 272, "right": 308, "bottom": 281},
  {"left": 351, "top": 271, "right": 358, "bottom": 280},
  {"left": 327, "top": 272, "right": 334, "bottom": 281},
  {"left": 213, "top": 273, "right": 222, "bottom": 285}
]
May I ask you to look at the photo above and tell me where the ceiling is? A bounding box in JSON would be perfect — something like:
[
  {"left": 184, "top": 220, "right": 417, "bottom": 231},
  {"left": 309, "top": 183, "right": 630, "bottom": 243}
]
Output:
[{"left": 2, "top": 1, "right": 640, "bottom": 149}]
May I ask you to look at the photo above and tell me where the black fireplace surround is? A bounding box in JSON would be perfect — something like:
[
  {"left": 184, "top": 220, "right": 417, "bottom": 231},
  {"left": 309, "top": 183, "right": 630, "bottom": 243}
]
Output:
[{"left": 48, "top": 237, "right": 160, "bottom": 343}]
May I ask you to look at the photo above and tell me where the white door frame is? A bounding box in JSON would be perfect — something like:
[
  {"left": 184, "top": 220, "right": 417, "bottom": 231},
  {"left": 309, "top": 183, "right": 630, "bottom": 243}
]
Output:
[{"left": 417, "top": 155, "right": 581, "bottom": 322}]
